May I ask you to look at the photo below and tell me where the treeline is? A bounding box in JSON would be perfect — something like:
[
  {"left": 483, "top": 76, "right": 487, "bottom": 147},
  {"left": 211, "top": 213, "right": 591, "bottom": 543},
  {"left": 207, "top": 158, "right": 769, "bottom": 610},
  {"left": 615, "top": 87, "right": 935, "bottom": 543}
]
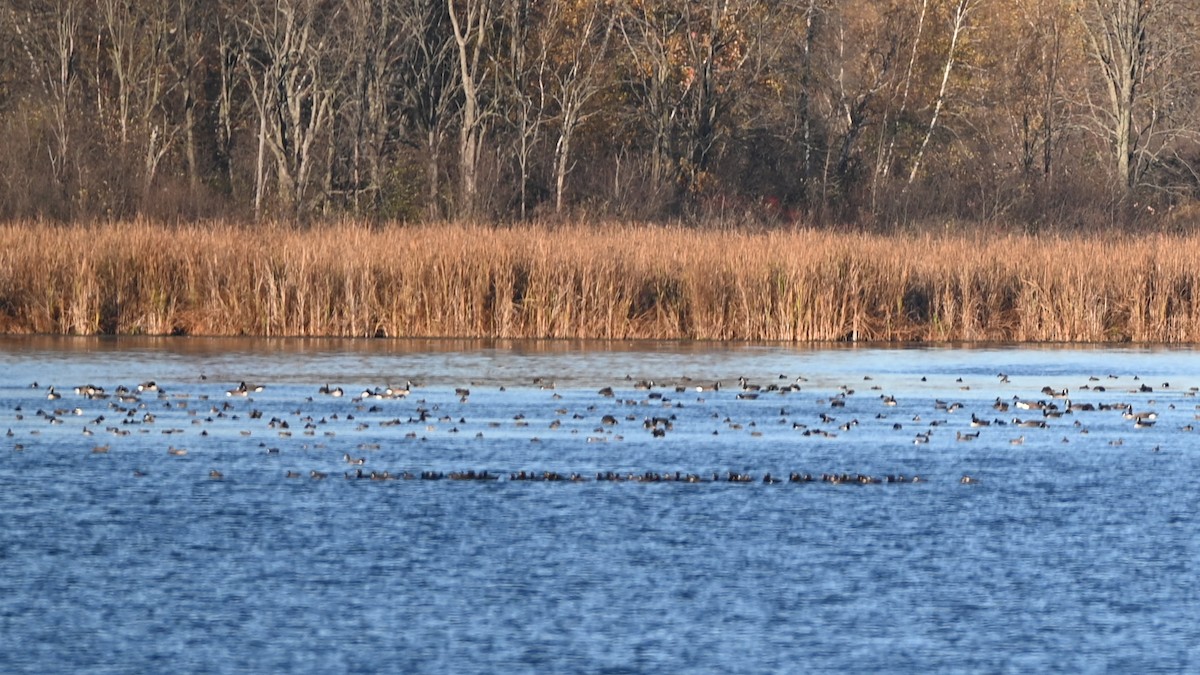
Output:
[{"left": 2, "top": 0, "right": 1199, "bottom": 227}]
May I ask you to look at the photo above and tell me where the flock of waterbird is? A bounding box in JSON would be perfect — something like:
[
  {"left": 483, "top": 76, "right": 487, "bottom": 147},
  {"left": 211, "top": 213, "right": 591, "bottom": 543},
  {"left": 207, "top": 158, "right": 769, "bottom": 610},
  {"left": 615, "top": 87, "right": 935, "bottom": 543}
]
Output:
[{"left": 4, "top": 369, "right": 1186, "bottom": 488}]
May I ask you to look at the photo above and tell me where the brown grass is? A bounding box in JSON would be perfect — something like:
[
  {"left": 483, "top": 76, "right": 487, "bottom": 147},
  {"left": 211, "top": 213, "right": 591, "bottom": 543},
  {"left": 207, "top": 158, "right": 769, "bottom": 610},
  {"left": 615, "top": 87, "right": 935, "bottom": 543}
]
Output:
[{"left": 2, "top": 219, "right": 1199, "bottom": 341}]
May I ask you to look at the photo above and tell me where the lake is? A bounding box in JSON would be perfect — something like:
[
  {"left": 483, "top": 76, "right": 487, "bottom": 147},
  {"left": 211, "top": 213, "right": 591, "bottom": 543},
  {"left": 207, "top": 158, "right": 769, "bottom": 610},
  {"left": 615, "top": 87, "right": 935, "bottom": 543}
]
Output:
[{"left": 1, "top": 337, "right": 1198, "bottom": 673}]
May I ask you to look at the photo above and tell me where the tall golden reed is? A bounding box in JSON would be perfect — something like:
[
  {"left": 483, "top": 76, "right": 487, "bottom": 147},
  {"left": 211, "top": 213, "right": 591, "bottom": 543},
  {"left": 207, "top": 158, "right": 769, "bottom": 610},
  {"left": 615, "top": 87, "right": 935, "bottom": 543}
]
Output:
[{"left": 2, "top": 219, "right": 1199, "bottom": 342}]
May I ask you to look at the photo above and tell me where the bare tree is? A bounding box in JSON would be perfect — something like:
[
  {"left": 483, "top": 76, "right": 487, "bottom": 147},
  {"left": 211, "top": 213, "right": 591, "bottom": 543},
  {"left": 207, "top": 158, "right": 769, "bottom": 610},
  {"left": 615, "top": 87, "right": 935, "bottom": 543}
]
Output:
[
  {"left": 497, "top": 0, "right": 545, "bottom": 220},
  {"left": 1079, "top": 0, "right": 1200, "bottom": 196},
  {"left": 174, "top": 0, "right": 206, "bottom": 196},
  {"left": 546, "top": 0, "right": 616, "bottom": 214},
  {"left": 906, "top": 0, "right": 973, "bottom": 185},
  {"left": 338, "top": 0, "right": 405, "bottom": 212},
  {"left": 617, "top": 1, "right": 688, "bottom": 195},
  {"left": 396, "top": 0, "right": 458, "bottom": 219},
  {"left": 98, "top": 0, "right": 184, "bottom": 203},
  {"left": 447, "top": 0, "right": 497, "bottom": 218},
  {"left": 9, "top": 0, "right": 84, "bottom": 208},
  {"left": 242, "top": 0, "right": 342, "bottom": 217},
  {"left": 675, "top": 0, "right": 755, "bottom": 199}
]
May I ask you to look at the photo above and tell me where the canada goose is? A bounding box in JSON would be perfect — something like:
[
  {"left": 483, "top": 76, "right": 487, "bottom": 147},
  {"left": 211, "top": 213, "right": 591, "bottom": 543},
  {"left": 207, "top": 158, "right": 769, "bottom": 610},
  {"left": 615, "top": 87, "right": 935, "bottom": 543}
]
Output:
[
  {"left": 318, "top": 384, "right": 344, "bottom": 397},
  {"left": 1122, "top": 406, "right": 1156, "bottom": 422},
  {"left": 75, "top": 384, "right": 105, "bottom": 398}
]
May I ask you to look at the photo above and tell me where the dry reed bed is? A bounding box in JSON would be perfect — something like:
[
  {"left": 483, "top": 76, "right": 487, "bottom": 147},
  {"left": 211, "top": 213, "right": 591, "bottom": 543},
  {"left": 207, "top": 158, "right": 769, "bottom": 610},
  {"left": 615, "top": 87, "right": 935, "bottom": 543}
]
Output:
[{"left": 1, "top": 220, "right": 1199, "bottom": 341}]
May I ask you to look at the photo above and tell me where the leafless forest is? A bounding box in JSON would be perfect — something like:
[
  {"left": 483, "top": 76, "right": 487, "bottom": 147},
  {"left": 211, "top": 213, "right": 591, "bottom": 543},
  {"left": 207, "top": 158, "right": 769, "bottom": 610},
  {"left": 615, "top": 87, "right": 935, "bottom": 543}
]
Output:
[{"left": 2, "top": 0, "right": 1199, "bottom": 228}]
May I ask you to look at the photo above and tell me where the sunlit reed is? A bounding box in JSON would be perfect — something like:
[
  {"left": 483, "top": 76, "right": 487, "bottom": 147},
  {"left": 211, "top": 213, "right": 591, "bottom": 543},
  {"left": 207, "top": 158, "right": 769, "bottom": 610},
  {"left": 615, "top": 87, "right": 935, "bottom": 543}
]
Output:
[{"left": 1, "top": 219, "right": 1198, "bottom": 342}]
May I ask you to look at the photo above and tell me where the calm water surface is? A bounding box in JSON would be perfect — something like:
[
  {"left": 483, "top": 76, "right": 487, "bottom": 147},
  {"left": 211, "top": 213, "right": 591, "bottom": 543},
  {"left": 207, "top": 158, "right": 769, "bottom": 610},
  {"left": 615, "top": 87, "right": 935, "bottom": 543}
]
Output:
[{"left": 1, "top": 337, "right": 1198, "bottom": 673}]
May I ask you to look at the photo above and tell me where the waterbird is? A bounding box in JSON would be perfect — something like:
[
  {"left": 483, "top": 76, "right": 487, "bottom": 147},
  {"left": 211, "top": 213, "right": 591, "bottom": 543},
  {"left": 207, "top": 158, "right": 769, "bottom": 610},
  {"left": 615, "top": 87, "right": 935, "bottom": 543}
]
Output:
[{"left": 1122, "top": 406, "right": 1156, "bottom": 422}]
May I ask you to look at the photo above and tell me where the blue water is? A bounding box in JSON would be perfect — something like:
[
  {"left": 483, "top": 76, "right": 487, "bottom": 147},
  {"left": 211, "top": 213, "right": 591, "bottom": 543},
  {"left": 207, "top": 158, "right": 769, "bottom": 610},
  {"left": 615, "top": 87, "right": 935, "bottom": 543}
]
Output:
[{"left": 1, "top": 337, "right": 1199, "bottom": 673}]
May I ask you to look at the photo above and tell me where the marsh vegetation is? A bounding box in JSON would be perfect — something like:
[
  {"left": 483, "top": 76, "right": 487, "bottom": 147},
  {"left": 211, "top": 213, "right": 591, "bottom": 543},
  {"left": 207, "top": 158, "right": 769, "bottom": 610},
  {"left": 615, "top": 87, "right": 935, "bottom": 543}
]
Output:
[{"left": 4, "top": 220, "right": 1200, "bottom": 341}]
